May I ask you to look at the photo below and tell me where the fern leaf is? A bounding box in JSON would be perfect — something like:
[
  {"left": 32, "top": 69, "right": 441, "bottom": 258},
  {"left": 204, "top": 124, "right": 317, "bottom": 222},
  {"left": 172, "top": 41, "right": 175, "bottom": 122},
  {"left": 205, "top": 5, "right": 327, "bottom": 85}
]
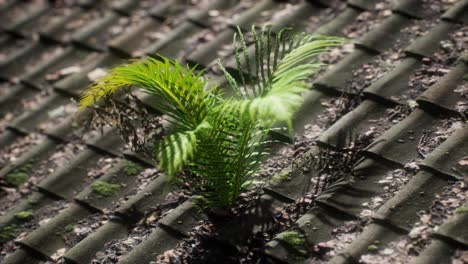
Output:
[
  {"left": 156, "top": 120, "right": 211, "bottom": 180},
  {"left": 219, "top": 28, "right": 345, "bottom": 129},
  {"left": 80, "top": 57, "right": 215, "bottom": 131}
]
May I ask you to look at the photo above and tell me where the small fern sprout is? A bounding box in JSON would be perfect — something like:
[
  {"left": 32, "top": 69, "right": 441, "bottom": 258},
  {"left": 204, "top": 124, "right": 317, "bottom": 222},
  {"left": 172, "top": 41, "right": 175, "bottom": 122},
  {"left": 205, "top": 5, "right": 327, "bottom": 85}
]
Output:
[{"left": 79, "top": 26, "right": 345, "bottom": 209}]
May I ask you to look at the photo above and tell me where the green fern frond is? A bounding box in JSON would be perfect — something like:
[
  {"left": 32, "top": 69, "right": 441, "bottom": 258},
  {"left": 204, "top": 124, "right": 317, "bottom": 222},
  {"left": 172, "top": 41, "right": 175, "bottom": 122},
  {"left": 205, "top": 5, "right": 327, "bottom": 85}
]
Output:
[
  {"left": 189, "top": 114, "right": 271, "bottom": 207},
  {"left": 156, "top": 120, "right": 212, "bottom": 181},
  {"left": 80, "top": 57, "right": 215, "bottom": 131},
  {"left": 157, "top": 131, "right": 197, "bottom": 180},
  {"left": 219, "top": 27, "right": 345, "bottom": 129}
]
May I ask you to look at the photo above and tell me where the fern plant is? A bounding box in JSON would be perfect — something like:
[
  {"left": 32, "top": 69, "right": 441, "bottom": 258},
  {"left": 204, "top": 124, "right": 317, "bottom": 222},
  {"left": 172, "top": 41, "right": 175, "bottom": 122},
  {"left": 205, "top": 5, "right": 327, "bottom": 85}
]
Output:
[{"left": 79, "top": 26, "right": 344, "bottom": 208}]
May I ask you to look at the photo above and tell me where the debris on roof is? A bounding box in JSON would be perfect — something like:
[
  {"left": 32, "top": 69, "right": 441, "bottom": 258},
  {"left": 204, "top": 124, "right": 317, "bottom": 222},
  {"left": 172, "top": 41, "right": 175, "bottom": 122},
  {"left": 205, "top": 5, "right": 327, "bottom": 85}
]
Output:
[{"left": 0, "top": 0, "right": 467, "bottom": 263}]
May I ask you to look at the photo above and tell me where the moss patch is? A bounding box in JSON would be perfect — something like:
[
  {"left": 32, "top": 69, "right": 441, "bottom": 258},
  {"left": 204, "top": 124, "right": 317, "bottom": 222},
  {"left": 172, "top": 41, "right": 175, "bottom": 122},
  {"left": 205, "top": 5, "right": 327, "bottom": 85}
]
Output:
[
  {"left": 0, "top": 225, "right": 18, "bottom": 243},
  {"left": 92, "top": 180, "right": 120, "bottom": 197},
  {"left": 14, "top": 210, "right": 34, "bottom": 220},
  {"left": 5, "top": 162, "right": 34, "bottom": 186},
  {"left": 368, "top": 245, "right": 379, "bottom": 252},
  {"left": 123, "top": 161, "right": 143, "bottom": 176},
  {"left": 64, "top": 224, "right": 75, "bottom": 233},
  {"left": 270, "top": 168, "right": 292, "bottom": 185},
  {"left": 456, "top": 205, "right": 468, "bottom": 214},
  {"left": 5, "top": 171, "right": 28, "bottom": 186},
  {"left": 281, "top": 230, "right": 305, "bottom": 246}
]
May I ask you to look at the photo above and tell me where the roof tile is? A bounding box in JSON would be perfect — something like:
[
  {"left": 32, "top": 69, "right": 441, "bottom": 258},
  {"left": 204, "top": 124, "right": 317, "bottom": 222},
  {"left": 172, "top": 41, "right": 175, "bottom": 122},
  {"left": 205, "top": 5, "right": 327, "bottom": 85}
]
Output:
[
  {"left": 417, "top": 60, "right": 468, "bottom": 115},
  {"left": 36, "top": 148, "right": 108, "bottom": 199},
  {"left": 314, "top": 48, "right": 375, "bottom": 94},
  {"left": 106, "top": 18, "right": 162, "bottom": 58},
  {"left": 0, "top": 0, "right": 50, "bottom": 32},
  {"left": 265, "top": 205, "right": 355, "bottom": 263},
  {"left": 116, "top": 174, "right": 172, "bottom": 222},
  {"left": 373, "top": 170, "right": 449, "bottom": 230},
  {"left": 117, "top": 226, "right": 182, "bottom": 264},
  {"left": 328, "top": 223, "right": 404, "bottom": 263},
  {"left": 314, "top": 7, "right": 361, "bottom": 36},
  {"left": 433, "top": 204, "right": 468, "bottom": 248},
  {"left": 20, "top": 47, "right": 97, "bottom": 90},
  {"left": 74, "top": 160, "right": 146, "bottom": 211},
  {"left": 8, "top": 94, "right": 70, "bottom": 134},
  {"left": 347, "top": 0, "right": 376, "bottom": 11},
  {"left": 0, "top": 247, "right": 42, "bottom": 264},
  {"left": 363, "top": 57, "right": 422, "bottom": 105},
  {"left": 71, "top": 12, "right": 120, "bottom": 51},
  {"left": 317, "top": 100, "right": 390, "bottom": 148},
  {"left": 441, "top": 0, "right": 468, "bottom": 23},
  {"left": 63, "top": 219, "right": 129, "bottom": 264},
  {"left": 404, "top": 20, "right": 456, "bottom": 59},
  {"left": 365, "top": 109, "right": 446, "bottom": 166},
  {"left": 316, "top": 157, "right": 399, "bottom": 217},
  {"left": 0, "top": 42, "right": 48, "bottom": 81},
  {"left": 38, "top": 7, "right": 84, "bottom": 44},
  {"left": 158, "top": 200, "right": 206, "bottom": 236},
  {"left": 409, "top": 239, "right": 456, "bottom": 264},
  {"left": 53, "top": 53, "right": 123, "bottom": 97},
  {"left": 421, "top": 125, "right": 468, "bottom": 179},
  {"left": 18, "top": 203, "right": 91, "bottom": 257},
  {"left": 143, "top": 21, "right": 204, "bottom": 59},
  {"left": 356, "top": 13, "right": 413, "bottom": 53}
]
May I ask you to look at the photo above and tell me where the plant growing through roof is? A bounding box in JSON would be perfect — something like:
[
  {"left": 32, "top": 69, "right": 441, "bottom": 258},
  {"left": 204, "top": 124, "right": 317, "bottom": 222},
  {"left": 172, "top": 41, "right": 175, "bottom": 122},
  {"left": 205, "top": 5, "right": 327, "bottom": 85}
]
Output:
[{"left": 79, "top": 26, "right": 344, "bottom": 209}]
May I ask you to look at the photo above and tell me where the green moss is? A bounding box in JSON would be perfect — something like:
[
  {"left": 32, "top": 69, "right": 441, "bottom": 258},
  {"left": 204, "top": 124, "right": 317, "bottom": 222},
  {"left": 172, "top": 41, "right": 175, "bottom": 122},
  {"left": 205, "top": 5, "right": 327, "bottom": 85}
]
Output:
[
  {"left": 14, "top": 210, "right": 34, "bottom": 220},
  {"left": 0, "top": 225, "right": 18, "bottom": 243},
  {"left": 123, "top": 161, "right": 143, "bottom": 176},
  {"left": 92, "top": 180, "right": 120, "bottom": 197},
  {"left": 368, "top": 245, "right": 379, "bottom": 252},
  {"left": 281, "top": 231, "right": 305, "bottom": 246},
  {"left": 456, "top": 205, "right": 468, "bottom": 214},
  {"left": 64, "top": 224, "right": 75, "bottom": 233},
  {"left": 5, "top": 162, "right": 34, "bottom": 186},
  {"left": 5, "top": 172, "right": 28, "bottom": 186},
  {"left": 270, "top": 168, "right": 292, "bottom": 185}
]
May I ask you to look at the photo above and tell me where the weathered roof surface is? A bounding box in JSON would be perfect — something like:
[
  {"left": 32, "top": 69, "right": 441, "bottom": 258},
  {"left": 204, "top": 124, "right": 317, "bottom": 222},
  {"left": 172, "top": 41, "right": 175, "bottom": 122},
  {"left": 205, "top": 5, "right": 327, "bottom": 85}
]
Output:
[{"left": 0, "top": 0, "right": 467, "bottom": 263}]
